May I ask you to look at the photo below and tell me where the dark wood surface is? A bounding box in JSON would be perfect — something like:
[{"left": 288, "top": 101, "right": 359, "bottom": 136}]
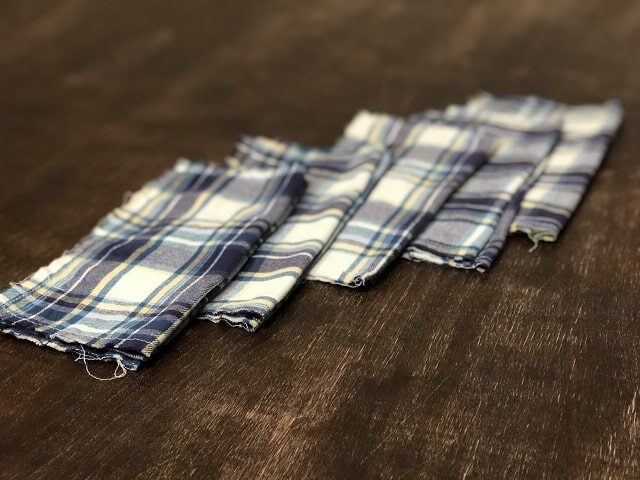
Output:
[{"left": 1, "top": 1, "right": 639, "bottom": 478}]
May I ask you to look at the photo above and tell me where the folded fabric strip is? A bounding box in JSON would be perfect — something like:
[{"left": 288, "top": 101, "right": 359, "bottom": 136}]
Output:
[
  {"left": 453, "top": 93, "right": 624, "bottom": 244},
  {"left": 198, "top": 136, "right": 386, "bottom": 331},
  {"left": 0, "top": 160, "right": 306, "bottom": 369},
  {"left": 404, "top": 123, "right": 559, "bottom": 270},
  {"left": 307, "top": 112, "right": 493, "bottom": 287}
]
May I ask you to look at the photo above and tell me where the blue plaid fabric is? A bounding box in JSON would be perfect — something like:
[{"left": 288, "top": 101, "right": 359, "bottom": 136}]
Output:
[
  {"left": 0, "top": 159, "right": 306, "bottom": 369},
  {"left": 404, "top": 123, "right": 559, "bottom": 270},
  {"left": 452, "top": 93, "right": 624, "bottom": 244},
  {"left": 198, "top": 136, "right": 386, "bottom": 331},
  {"left": 307, "top": 111, "right": 493, "bottom": 287},
  {"left": 512, "top": 136, "right": 617, "bottom": 244}
]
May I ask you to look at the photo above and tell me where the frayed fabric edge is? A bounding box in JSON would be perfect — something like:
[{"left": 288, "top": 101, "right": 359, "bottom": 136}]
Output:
[
  {"left": 1, "top": 328, "right": 143, "bottom": 376},
  {"left": 305, "top": 273, "right": 364, "bottom": 288},
  {"left": 509, "top": 225, "right": 557, "bottom": 251},
  {"left": 75, "top": 346, "right": 128, "bottom": 381},
  {"left": 199, "top": 312, "right": 261, "bottom": 333},
  {"left": 402, "top": 250, "right": 489, "bottom": 273}
]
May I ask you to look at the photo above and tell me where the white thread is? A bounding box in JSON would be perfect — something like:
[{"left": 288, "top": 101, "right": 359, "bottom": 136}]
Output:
[{"left": 75, "top": 346, "right": 128, "bottom": 381}]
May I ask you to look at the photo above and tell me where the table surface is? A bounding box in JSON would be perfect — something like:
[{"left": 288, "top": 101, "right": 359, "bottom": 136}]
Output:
[{"left": 1, "top": 1, "right": 639, "bottom": 478}]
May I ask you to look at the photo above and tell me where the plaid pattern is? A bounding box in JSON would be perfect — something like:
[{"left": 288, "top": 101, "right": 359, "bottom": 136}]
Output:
[
  {"left": 404, "top": 123, "right": 559, "bottom": 270},
  {"left": 0, "top": 159, "right": 306, "bottom": 369},
  {"left": 511, "top": 136, "right": 615, "bottom": 244},
  {"left": 453, "top": 93, "right": 624, "bottom": 244},
  {"left": 307, "top": 111, "right": 492, "bottom": 287},
  {"left": 198, "top": 136, "right": 385, "bottom": 331}
]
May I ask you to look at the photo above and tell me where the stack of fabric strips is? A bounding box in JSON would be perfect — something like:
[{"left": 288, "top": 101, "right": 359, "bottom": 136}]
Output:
[{"left": 0, "top": 93, "right": 623, "bottom": 373}]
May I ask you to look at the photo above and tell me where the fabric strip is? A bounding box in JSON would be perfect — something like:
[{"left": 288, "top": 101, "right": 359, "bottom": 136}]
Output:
[
  {"left": 307, "top": 112, "right": 492, "bottom": 287},
  {"left": 0, "top": 159, "right": 306, "bottom": 369},
  {"left": 198, "top": 136, "right": 386, "bottom": 331},
  {"left": 404, "top": 122, "right": 559, "bottom": 271},
  {"left": 456, "top": 93, "right": 624, "bottom": 244}
]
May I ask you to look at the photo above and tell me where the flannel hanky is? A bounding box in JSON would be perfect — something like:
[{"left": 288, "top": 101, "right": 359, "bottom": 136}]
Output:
[
  {"left": 403, "top": 122, "right": 559, "bottom": 271},
  {"left": 307, "top": 112, "right": 492, "bottom": 287},
  {"left": 455, "top": 93, "right": 624, "bottom": 244},
  {"left": 198, "top": 136, "right": 386, "bottom": 331},
  {"left": 0, "top": 159, "right": 306, "bottom": 370}
]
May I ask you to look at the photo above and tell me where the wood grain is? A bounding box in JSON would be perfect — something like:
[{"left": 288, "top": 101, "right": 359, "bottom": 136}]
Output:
[{"left": 0, "top": 0, "right": 638, "bottom": 478}]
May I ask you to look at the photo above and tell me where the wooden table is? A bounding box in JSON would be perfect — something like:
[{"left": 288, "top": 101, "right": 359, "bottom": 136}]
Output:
[{"left": 1, "top": 1, "right": 638, "bottom": 478}]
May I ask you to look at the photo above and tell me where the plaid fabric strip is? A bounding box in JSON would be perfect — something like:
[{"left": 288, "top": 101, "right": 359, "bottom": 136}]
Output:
[
  {"left": 307, "top": 112, "right": 492, "bottom": 287},
  {"left": 198, "top": 136, "right": 385, "bottom": 331},
  {"left": 404, "top": 122, "right": 559, "bottom": 271},
  {"left": 455, "top": 93, "right": 624, "bottom": 244},
  {"left": 0, "top": 159, "right": 306, "bottom": 369}
]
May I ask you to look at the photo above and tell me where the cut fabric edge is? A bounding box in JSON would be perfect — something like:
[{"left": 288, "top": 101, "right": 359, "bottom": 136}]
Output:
[
  {"left": 509, "top": 224, "right": 557, "bottom": 250},
  {"left": 1, "top": 327, "right": 145, "bottom": 371},
  {"left": 304, "top": 272, "right": 363, "bottom": 288},
  {"left": 401, "top": 249, "right": 486, "bottom": 272},
  {"left": 199, "top": 311, "right": 261, "bottom": 332},
  {"left": 462, "top": 92, "right": 624, "bottom": 141}
]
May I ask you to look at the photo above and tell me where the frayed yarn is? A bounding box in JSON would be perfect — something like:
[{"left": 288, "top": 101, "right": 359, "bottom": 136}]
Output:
[{"left": 75, "top": 346, "right": 128, "bottom": 381}]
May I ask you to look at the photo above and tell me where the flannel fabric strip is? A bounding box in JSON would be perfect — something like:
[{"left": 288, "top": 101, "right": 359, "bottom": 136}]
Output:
[
  {"left": 404, "top": 122, "right": 559, "bottom": 271},
  {"left": 452, "top": 93, "right": 624, "bottom": 244},
  {"left": 307, "top": 111, "right": 492, "bottom": 287},
  {"left": 198, "top": 136, "right": 386, "bottom": 331},
  {"left": 0, "top": 159, "right": 306, "bottom": 369}
]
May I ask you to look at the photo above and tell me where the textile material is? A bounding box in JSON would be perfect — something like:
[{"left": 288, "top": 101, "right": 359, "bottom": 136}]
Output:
[
  {"left": 451, "top": 93, "right": 624, "bottom": 244},
  {"left": 0, "top": 159, "right": 306, "bottom": 369},
  {"left": 198, "top": 136, "right": 386, "bottom": 331},
  {"left": 404, "top": 122, "right": 559, "bottom": 271},
  {"left": 307, "top": 111, "right": 493, "bottom": 287}
]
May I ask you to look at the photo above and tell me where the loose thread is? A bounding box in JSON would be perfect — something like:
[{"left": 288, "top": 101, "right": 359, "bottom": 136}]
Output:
[
  {"left": 528, "top": 237, "right": 540, "bottom": 252},
  {"left": 75, "top": 346, "right": 128, "bottom": 381},
  {"left": 122, "top": 191, "right": 134, "bottom": 204}
]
